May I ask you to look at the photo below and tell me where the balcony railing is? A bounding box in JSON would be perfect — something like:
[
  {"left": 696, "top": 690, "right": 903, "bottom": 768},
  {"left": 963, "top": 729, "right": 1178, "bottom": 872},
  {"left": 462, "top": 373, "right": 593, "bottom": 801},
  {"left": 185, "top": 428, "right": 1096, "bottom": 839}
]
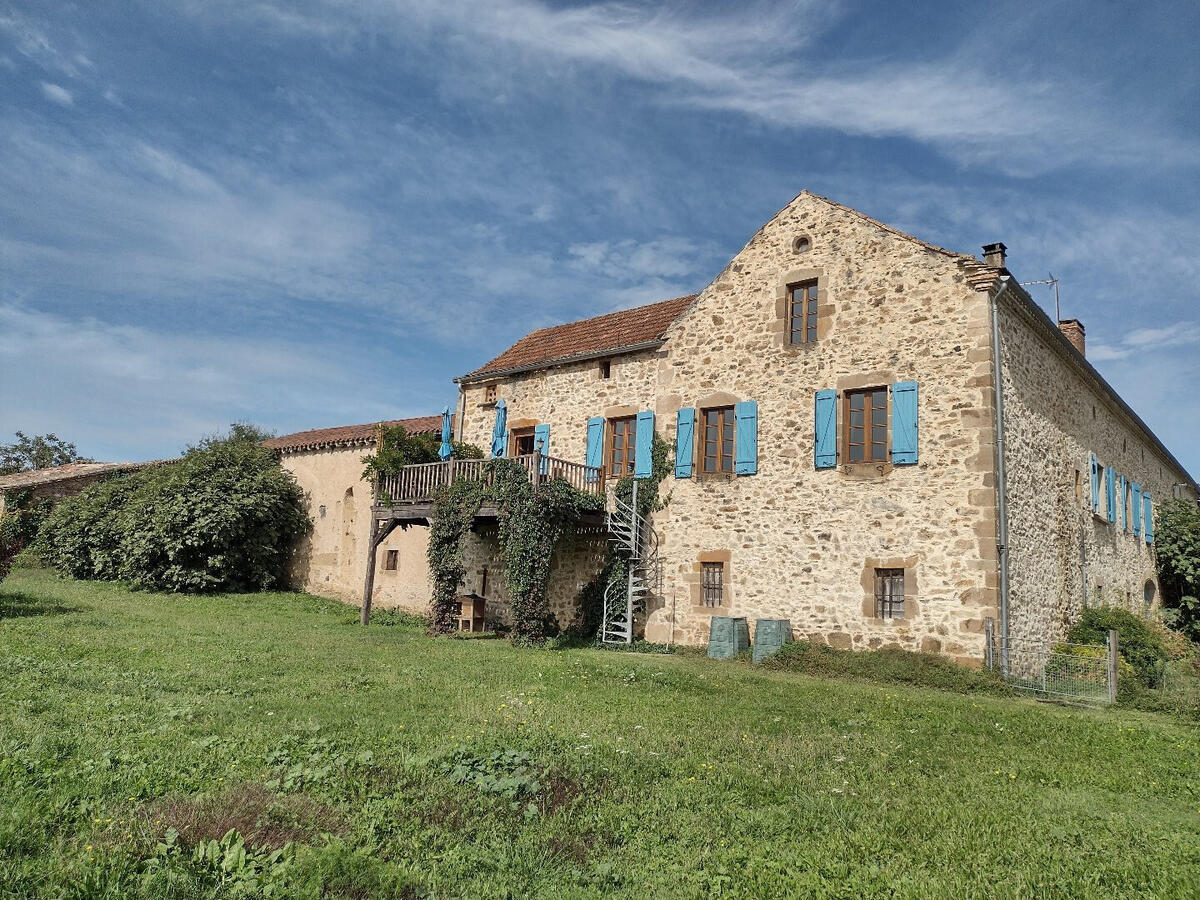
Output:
[{"left": 375, "top": 452, "right": 605, "bottom": 505}]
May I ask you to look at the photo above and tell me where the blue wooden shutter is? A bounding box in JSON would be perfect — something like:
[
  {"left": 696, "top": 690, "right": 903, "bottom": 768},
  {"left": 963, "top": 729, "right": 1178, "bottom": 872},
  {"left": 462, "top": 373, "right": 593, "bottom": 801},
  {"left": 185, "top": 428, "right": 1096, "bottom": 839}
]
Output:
[
  {"left": 1105, "top": 466, "right": 1116, "bottom": 523},
  {"left": 634, "top": 410, "right": 655, "bottom": 478},
  {"left": 734, "top": 401, "right": 758, "bottom": 475},
  {"left": 534, "top": 424, "right": 550, "bottom": 474},
  {"left": 585, "top": 417, "right": 604, "bottom": 482},
  {"left": 1143, "top": 492, "right": 1154, "bottom": 544},
  {"left": 1089, "top": 454, "right": 1099, "bottom": 512},
  {"left": 1118, "top": 475, "right": 1127, "bottom": 531},
  {"left": 890, "top": 381, "right": 918, "bottom": 465},
  {"left": 675, "top": 408, "right": 695, "bottom": 478},
  {"left": 814, "top": 390, "right": 837, "bottom": 469},
  {"left": 1131, "top": 483, "right": 1142, "bottom": 536}
]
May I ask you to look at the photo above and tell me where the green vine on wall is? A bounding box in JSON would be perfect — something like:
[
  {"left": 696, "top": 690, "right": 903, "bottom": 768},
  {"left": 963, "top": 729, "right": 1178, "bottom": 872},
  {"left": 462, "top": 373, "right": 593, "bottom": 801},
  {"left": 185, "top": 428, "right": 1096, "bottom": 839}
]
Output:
[{"left": 426, "top": 460, "right": 603, "bottom": 643}]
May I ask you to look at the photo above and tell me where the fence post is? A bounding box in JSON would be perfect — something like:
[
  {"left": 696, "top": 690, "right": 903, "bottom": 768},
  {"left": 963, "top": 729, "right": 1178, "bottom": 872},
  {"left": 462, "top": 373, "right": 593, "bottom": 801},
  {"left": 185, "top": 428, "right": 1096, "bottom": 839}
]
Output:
[
  {"left": 984, "top": 618, "right": 995, "bottom": 670},
  {"left": 1107, "top": 629, "right": 1119, "bottom": 703}
]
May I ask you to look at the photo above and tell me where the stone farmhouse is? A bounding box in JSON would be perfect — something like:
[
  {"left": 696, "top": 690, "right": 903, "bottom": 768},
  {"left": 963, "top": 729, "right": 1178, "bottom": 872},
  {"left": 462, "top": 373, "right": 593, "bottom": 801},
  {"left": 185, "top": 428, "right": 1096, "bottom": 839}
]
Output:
[{"left": 286, "top": 192, "right": 1197, "bottom": 664}]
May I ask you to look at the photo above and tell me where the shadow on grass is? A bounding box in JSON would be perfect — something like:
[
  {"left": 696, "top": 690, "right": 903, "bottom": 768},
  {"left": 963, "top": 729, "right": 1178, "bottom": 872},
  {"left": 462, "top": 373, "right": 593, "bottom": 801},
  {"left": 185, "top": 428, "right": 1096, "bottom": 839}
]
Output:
[{"left": 0, "top": 589, "right": 82, "bottom": 620}]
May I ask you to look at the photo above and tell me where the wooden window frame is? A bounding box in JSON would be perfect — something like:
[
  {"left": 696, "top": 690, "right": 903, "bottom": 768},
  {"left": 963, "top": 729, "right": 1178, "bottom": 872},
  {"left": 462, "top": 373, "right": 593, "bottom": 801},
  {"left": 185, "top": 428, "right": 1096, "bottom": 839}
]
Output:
[
  {"left": 606, "top": 416, "right": 637, "bottom": 477},
  {"left": 510, "top": 427, "right": 536, "bottom": 457},
  {"left": 874, "top": 568, "right": 904, "bottom": 619},
  {"left": 384, "top": 549, "right": 399, "bottom": 571},
  {"left": 699, "top": 406, "right": 736, "bottom": 475},
  {"left": 788, "top": 279, "right": 820, "bottom": 345},
  {"left": 844, "top": 387, "right": 888, "bottom": 464},
  {"left": 701, "top": 561, "right": 725, "bottom": 608}
]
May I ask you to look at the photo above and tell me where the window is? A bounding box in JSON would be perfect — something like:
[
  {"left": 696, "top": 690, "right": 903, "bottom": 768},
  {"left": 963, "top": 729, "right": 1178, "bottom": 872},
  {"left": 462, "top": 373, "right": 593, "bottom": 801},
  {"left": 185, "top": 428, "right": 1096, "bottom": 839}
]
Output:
[
  {"left": 599, "top": 359, "right": 611, "bottom": 379},
  {"left": 874, "top": 568, "right": 904, "bottom": 619},
  {"left": 607, "top": 416, "right": 637, "bottom": 477},
  {"left": 701, "top": 562, "right": 724, "bottom": 608},
  {"left": 484, "top": 384, "right": 497, "bottom": 404},
  {"left": 510, "top": 427, "right": 536, "bottom": 456},
  {"left": 384, "top": 549, "right": 398, "bottom": 571},
  {"left": 318, "top": 504, "right": 326, "bottom": 519},
  {"left": 788, "top": 280, "right": 819, "bottom": 344},
  {"left": 846, "top": 388, "right": 888, "bottom": 463},
  {"left": 701, "top": 406, "right": 735, "bottom": 473}
]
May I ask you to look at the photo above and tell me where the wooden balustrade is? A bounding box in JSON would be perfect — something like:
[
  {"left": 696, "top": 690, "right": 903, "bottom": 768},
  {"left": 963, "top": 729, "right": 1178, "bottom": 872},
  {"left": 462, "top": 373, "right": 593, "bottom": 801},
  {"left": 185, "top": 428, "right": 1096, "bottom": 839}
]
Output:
[{"left": 375, "top": 453, "right": 605, "bottom": 505}]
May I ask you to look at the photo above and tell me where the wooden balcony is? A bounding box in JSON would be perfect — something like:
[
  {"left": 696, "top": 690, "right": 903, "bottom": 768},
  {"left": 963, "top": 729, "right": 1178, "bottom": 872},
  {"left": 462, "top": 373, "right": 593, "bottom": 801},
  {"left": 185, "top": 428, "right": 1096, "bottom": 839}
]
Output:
[{"left": 373, "top": 453, "right": 606, "bottom": 524}]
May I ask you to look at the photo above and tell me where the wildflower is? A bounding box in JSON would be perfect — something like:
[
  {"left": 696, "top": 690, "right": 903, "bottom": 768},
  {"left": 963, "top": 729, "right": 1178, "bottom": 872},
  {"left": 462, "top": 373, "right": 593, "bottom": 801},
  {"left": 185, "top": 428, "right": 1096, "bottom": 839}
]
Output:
[{"left": 85, "top": 845, "right": 93, "bottom": 851}]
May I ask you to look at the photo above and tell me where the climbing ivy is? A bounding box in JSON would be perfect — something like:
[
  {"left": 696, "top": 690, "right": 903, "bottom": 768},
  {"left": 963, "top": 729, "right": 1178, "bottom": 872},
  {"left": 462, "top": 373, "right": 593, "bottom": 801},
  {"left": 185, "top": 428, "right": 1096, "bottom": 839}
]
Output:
[
  {"left": 570, "top": 433, "right": 672, "bottom": 643},
  {"left": 426, "top": 476, "right": 487, "bottom": 634},
  {"left": 426, "top": 459, "right": 603, "bottom": 643}
]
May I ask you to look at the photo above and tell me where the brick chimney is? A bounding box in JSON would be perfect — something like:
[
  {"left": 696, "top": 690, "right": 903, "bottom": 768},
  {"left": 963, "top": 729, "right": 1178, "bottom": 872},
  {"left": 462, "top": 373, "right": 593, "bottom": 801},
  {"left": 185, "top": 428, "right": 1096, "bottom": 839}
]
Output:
[
  {"left": 1058, "top": 319, "right": 1085, "bottom": 357},
  {"left": 982, "top": 242, "right": 1007, "bottom": 269}
]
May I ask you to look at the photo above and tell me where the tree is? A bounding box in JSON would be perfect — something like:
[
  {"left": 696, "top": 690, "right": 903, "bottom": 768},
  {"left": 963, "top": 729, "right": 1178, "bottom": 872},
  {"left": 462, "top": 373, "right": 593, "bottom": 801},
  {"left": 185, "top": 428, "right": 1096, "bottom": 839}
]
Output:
[
  {"left": 0, "top": 432, "right": 91, "bottom": 475},
  {"left": 361, "top": 424, "right": 482, "bottom": 482},
  {"left": 1156, "top": 498, "right": 1200, "bottom": 643}
]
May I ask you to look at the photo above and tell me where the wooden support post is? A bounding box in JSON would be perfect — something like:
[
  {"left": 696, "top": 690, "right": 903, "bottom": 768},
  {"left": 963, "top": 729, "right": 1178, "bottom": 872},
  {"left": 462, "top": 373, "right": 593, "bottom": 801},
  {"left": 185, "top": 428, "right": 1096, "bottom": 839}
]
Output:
[
  {"left": 1107, "top": 629, "right": 1119, "bottom": 703},
  {"left": 361, "top": 518, "right": 395, "bottom": 626}
]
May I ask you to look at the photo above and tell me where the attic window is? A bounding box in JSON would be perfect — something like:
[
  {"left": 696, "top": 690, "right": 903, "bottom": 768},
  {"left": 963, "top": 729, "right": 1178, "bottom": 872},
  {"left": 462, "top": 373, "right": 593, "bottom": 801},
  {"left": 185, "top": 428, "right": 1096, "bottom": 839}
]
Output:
[
  {"left": 484, "top": 384, "right": 497, "bottom": 404},
  {"left": 793, "top": 235, "right": 811, "bottom": 254},
  {"left": 599, "top": 359, "right": 611, "bottom": 379}
]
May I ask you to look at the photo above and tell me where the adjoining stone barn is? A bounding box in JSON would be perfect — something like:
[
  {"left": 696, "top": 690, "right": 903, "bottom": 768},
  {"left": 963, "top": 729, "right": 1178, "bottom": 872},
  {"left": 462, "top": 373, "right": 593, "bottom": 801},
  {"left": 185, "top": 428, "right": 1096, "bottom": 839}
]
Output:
[
  {"left": 265, "top": 417, "right": 444, "bottom": 612},
  {"left": 0, "top": 460, "right": 172, "bottom": 519},
  {"left": 359, "top": 191, "right": 1196, "bottom": 664}
]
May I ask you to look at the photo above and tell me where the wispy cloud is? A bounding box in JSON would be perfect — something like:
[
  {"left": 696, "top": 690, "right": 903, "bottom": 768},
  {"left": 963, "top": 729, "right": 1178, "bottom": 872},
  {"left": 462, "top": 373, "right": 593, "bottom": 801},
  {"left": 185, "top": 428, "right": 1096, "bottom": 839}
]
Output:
[
  {"left": 39, "top": 81, "right": 73, "bottom": 105},
  {"left": 190, "top": 0, "right": 1196, "bottom": 175},
  {"left": 1090, "top": 323, "right": 1200, "bottom": 361}
]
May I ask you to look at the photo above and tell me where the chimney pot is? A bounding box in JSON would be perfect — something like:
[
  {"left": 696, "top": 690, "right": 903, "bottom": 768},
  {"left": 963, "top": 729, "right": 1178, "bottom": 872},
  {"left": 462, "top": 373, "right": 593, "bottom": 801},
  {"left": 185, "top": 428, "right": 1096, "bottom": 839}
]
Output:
[
  {"left": 1058, "top": 318, "right": 1085, "bottom": 357},
  {"left": 982, "top": 242, "right": 1007, "bottom": 269}
]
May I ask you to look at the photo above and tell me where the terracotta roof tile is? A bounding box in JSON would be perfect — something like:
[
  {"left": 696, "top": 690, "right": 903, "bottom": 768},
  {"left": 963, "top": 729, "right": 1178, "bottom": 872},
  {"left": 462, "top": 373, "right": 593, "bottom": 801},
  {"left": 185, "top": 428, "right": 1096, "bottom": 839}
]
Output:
[
  {"left": 465, "top": 294, "right": 696, "bottom": 378},
  {"left": 264, "top": 415, "right": 447, "bottom": 453}
]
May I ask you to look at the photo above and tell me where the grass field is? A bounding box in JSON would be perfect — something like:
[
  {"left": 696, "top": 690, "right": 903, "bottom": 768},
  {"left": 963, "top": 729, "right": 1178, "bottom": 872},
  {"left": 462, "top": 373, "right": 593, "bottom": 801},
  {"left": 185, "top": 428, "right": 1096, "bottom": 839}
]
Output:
[{"left": 2, "top": 568, "right": 1199, "bottom": 898}]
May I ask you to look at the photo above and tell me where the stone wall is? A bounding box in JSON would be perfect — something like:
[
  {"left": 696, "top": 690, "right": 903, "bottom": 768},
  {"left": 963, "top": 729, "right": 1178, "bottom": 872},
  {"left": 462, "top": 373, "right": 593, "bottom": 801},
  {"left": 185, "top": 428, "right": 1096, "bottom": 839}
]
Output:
[
  {"left": 459, "top": 193, "right": 1001, "bottom": 662},
  {"left": 459, "top": 526, "right": 608, "bottom": 630},
  {"left": 996, "top": 292, "right": 1196, "bottom": 647},
  {"left": 281, "top": 446, "right": 432, "bottom": 613}
]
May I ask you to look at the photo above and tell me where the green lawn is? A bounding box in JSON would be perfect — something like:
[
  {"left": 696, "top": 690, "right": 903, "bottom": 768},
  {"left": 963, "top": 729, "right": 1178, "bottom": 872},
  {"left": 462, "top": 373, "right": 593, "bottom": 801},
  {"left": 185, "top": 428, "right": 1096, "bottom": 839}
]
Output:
[{"left": 2, "top": 569, "right": 1199, "bottom": 898}]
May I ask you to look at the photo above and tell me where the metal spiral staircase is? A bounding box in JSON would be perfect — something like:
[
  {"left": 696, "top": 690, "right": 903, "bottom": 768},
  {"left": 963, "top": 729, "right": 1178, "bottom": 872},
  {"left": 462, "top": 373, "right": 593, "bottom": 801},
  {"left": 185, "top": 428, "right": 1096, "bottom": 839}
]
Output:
[{"left": 601, "top": 480, "right": 660, "bottom": 644}]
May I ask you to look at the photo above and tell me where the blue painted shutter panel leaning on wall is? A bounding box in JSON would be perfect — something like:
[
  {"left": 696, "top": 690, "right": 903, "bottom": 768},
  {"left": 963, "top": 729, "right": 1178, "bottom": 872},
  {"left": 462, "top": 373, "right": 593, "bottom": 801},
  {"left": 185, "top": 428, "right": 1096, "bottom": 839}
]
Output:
[
  {"left": 1132, "top": 483, "right": 1142, "bottom": 536},
  {"left": 734, "top": 401, "right": 758, "bottom": 475},
  {"left": 1106, "top": 467, "right": 1117, "bottom": 523},
  {"left": 634, "top": 410, "right": 655, "bottom": 478},
  {"left": 1089, "top": 454, "right": 1100, "bottom": 512},
  {"left": 534, "top": 424, "right": 550, "bottom": 474},
  {"left": 585, "top": 417, "right": 604, "bottom": 482},
  {"left": 675, "top": 408, "right": 695, "bottom": 478},
  {"left": 890, "top": 381, "right": 918, "bottom": 465},
  {"left": 814, "top": 390, "right": 837, "bottom": 469},
  {"left": 1144, "top": 493, "right": 1154, "bottom": 544}
]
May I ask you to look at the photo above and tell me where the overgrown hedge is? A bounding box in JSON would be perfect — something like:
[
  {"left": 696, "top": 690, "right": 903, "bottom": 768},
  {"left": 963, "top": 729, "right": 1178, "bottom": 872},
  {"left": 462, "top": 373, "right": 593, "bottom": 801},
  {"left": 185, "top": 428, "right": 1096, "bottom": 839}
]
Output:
[
  {"left": 1156, "top": 498, "right": 1200, "bottom": 643},
  {"left": 1066, "top": 606, "right": 1169, "bottom": 688},
  {"left": 36, "top": 431, "right": 310, "bottom": 593}
]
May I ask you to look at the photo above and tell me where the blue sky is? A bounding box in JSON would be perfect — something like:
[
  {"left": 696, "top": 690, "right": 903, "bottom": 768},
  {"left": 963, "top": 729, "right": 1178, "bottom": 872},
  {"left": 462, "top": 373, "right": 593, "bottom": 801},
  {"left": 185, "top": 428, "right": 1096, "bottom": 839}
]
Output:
[{"left": 1, "top": 1, "right": 1198, "bottom": 473}]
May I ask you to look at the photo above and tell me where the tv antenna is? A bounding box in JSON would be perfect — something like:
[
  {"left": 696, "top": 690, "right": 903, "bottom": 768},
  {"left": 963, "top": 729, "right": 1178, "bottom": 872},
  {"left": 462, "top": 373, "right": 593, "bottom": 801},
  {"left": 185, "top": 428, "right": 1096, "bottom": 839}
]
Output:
[{"left": 1020, "top": 274, "right": 1060, "bottom": 321}]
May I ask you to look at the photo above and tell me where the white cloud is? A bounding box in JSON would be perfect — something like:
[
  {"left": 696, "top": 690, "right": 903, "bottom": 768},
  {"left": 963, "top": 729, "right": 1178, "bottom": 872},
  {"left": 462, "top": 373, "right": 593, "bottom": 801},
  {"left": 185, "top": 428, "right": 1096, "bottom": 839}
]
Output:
[
  {"left": 0, "top": 11, "right": 87, "bottom": 77},
  {"left": 39, "top": 81, "right": 73, "bottom": 105},
  {"left": 186, "top": 0, "right": 1196, "bottom": 175}
]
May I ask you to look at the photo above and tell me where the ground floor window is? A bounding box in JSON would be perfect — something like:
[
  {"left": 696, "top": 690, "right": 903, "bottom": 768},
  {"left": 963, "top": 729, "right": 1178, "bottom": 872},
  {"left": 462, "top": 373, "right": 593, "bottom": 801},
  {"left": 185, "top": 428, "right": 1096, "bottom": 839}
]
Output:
[
  {"left": 874, "top": 567, "right": 904, "bottom": 618},
  {"left": 701, "top": 561, "right": 725, "bottom": 607},
  {"left": 510, "top": 427, "right": 536, "bottom": 456}
]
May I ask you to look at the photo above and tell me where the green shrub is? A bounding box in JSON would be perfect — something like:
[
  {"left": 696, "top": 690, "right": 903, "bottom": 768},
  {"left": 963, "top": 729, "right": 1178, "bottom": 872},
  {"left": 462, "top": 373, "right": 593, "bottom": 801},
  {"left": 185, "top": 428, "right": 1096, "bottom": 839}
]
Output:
[
  {"left": 1155, "top": 498, "right": 1200, "bottom": 643},
  {"left": 762, "top": 640, "right": 1013, "bottom": 696},
  {"left": 36, "top": 429, "right": 310, "bottom": 593},
  {"left": 1066, "top": 606, "right": 1168, "bottom": 688}
]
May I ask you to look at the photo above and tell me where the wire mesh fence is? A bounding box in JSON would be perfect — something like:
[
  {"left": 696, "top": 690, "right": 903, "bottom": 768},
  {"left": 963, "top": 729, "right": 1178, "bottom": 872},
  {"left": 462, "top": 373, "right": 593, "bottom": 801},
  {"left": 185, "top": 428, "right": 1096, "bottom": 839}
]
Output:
[{"left": 986, "top": 621, "right": 1116, "bottom": 704}]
